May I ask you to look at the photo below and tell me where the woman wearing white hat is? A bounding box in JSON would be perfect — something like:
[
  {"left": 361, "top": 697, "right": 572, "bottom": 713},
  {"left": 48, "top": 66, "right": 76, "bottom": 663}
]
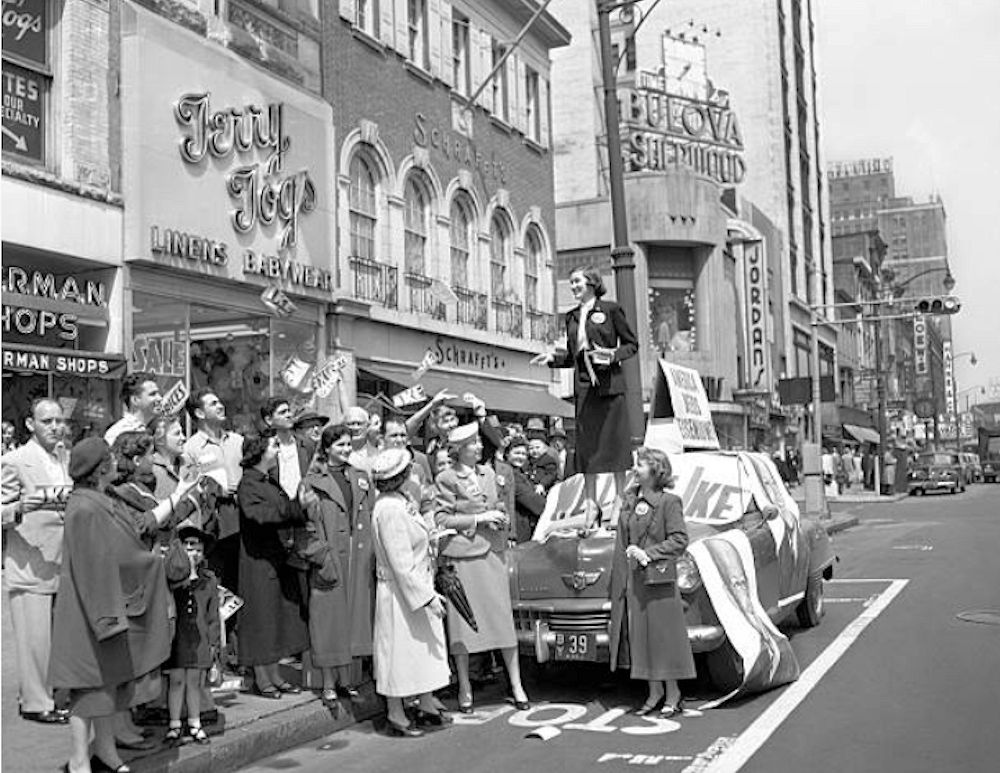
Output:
[
  {"left": 370, "top": 448, "right": 450, "bottom": 737},
  {"left": 434, "top": 423, "right": 529, "bottom": 713}
]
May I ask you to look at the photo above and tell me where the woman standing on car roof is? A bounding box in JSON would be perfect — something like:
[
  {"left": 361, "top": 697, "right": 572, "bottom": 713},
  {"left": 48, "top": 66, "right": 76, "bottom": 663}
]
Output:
[{"left": 608, "top": 447, "right": 695, "bottom": 718}]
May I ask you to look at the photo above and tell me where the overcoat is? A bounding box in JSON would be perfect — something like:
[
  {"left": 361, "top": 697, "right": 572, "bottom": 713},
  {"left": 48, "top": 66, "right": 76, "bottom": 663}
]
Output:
[
  {"left": 167, "top": 569, "right": 221, "bottom": 669},
  {"left": 302, "top": 463, "right": 374, "bottom": 666},
  {"left": 49, "top": 488, "right": 172, "bottom": 691},
  {"left": 235, "top": 468, "right": 309, "bottom": 666},
  {"left": 371, "top": 491, "right": 450, "bottom": 697},
  {"left": 549, "top": 299, "right": 638, "bottom": 474},
  {"left": 608, "top": 488, "right": 696, "bottom": 681}
]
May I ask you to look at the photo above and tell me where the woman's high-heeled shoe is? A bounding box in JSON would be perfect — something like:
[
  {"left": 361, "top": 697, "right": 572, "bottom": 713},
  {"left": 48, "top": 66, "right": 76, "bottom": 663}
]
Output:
[
  {"left": 633, "top": 696, "right": 665, "bottom": 716},
  {"left": 456, "top": 690, "right": 473, "bottom": 714},
  {"left": 385, "top": 717, "right": 424, "bottom": 737},
  {"left": 414, "top": 709, "right": 452, "bottom": 727},
  {"left": 659, "top": 698, "right": 684, "bottom": 718},
  {"left": 509, "top": 696, "right": 531, "bottom": 711},
  {"left": 90, "top": 755, "right": 131, "bottom": 773}
]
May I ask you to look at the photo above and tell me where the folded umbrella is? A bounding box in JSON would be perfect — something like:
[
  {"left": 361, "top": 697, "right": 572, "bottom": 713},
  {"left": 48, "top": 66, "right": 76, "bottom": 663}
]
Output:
[{"left": 434, "top": 563, "right": 479, "bottom": 632}]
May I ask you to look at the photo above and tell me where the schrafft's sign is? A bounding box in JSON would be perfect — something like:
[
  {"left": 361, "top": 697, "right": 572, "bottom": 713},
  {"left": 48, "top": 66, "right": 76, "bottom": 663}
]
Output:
[
  {"left": 648, "top": 360, "right": 720, "bottom": 450},
  {"left": 619, "top": 72, "right": 745, "bottom": 185}
]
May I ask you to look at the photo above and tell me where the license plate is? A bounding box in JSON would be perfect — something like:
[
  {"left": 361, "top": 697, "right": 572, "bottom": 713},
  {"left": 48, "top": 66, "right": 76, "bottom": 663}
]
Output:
[{"left": 552, "top": 631, "right": 597, "bottom": 661}]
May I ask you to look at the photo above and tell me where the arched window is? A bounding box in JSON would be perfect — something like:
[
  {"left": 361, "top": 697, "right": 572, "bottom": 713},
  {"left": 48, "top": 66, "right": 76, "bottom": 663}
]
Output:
[
  {"left": 348, "top": 151, "right": 378, "bottom": 260},
  {"left": 524, "top": 225, "right": 544, "bottom": 311},
  {"left": 403, "top": 173, "right": 431, "bottom": 275},
  {"left": 449, "top": 194, "right": 474, "bottom": 288},
  {"left": 489, "top": 211, "right": 511, "bottom": 294}
]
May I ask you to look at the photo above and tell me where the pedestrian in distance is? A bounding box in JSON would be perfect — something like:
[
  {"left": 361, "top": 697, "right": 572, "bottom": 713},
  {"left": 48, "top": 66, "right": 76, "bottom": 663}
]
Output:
[
  {"left": 608, "top": 447, "right": 695, "bottom": 718},
  {"left": 1, "top": 398, "right": 71, "bottom": 725},
  {"left": 531, "top": 266, "right": 638, "bottom": 525},
  {"left": 370, "top": 448, "right": 452, "bottom": 737},
  {"left": 49, "top": 438, "right": 180, "bottom": 773},
  {"left": 302, "top": 423, "right": 375, "bottom": 706},
  {"left": 164, "top": 524, "right": 220, "bottom": 747},
  {"left": 235, "top": 432, "right": 315, "bottom": 698},
  {"left": 434, "top": 423, "right": 530, "bottom": 714}
]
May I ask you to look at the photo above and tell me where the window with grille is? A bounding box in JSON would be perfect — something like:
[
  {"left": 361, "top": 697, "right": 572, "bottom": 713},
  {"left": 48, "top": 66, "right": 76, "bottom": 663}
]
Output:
[
  {"left": 404, "top": 173, "right": 429, "bottom": 275},
  {"left": 525, "top": 226, "right": 543, "bottom": 310},
  {"left": 450, "top": 195, "right": 473, "bottom": 288},
  {"left": 452, "top": 11, "right": 471, "bottom": 96},
  {"left": 490, "top": 212, "right": 510, "bottom": 292},
  {"left": 407, "top": 0, "right": 429, "bottom": 70},
  {"left": 349, "top": 152, "right": 377, "bottom": 260}
]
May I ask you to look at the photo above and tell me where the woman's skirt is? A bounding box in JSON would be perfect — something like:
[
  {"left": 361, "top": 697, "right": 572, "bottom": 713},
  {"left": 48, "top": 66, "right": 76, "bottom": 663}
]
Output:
[
  {"left": 68, "top": 669, "right": 162, "bottom": 719},
  {"left": 572, "top": 386, "right": 633, "bottom": 475},
  {"left": 444, "top": 551, "right": 516, "bottom": 655}
]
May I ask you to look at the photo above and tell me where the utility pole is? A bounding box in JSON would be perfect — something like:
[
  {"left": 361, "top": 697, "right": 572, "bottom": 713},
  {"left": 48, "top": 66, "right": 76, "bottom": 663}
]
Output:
[
  {"left": 596, "top": 0, "right": 644, "bottom": 447},
  {"left": 874, "top": 305, "right": 888, "bottom": 493}
]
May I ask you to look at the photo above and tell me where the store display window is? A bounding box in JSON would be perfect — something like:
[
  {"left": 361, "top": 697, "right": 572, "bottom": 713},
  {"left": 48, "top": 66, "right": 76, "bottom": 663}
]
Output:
[
  {"left": 133, "top": 293, "right": 320, "bottom": 434},
  {"left": 648, "top": 283, "right": 696, "bottom": 355}
]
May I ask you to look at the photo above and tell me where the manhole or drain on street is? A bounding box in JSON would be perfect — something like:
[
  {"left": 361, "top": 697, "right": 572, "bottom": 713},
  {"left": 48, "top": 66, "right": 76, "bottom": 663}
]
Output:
[{"left": 956, "top": 610, "right": 1000, "bottom": 626}]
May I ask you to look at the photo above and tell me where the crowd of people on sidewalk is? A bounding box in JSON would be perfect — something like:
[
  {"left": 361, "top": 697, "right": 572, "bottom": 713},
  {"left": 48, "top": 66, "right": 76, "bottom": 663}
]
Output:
[{"left": 2, "top": 267, "right": 702, "bottom": 770}]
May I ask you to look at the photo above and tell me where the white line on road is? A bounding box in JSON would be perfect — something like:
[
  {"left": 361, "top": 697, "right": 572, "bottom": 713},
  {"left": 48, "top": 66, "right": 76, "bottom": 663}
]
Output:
[{"left": 690, "top": 578, "right": 909, "bottom": 773}]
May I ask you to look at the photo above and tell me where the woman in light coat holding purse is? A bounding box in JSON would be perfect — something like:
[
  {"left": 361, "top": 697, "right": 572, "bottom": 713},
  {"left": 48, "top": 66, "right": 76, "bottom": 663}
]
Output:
[
  {"left": 608, "top": 447, "right": 695, "bottom": 717},
  {"left": 434, "top": 423, "right": 529, "bottom": 714}
]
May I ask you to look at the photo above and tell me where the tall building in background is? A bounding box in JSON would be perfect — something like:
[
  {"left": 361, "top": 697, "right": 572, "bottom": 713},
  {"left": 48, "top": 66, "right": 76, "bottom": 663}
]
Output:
[{"left": 829, "top": 158, "right": 895, "bottom": 236}]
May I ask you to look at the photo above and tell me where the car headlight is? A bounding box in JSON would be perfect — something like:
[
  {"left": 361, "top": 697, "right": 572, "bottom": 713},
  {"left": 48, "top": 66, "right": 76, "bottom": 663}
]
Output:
[{"left": 676, "top": 552, "right": 701, "bottom": 593}]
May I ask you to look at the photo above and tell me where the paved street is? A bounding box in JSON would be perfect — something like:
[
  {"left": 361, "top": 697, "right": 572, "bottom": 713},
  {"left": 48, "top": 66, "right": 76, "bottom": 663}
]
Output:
[{"left": 243, "top": 486, "right": 1000, "bottom": 773}]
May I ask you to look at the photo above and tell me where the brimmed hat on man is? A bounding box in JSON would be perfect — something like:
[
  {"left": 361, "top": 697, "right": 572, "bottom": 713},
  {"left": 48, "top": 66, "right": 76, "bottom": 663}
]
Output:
[
  {"left": 293, "top": 410, "right": 329, "bottom": 429},
  {"left": 525, "top": 417, "right": 548, "bottom": 440}
]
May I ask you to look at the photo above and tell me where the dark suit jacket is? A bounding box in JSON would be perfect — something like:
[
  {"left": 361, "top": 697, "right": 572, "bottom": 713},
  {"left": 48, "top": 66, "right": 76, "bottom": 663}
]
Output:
[{"left": 550, "top": 299, "right": 638, "bottom": 397}]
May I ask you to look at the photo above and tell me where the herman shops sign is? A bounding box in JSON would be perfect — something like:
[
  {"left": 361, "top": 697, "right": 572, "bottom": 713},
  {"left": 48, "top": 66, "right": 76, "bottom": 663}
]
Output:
[{"left": 619, "top": 72, "right": 745, "bottom": 185}]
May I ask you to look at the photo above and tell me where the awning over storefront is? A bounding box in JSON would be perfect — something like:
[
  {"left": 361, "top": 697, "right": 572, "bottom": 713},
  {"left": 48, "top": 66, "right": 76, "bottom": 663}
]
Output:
[
  {"left": 361, "top": 362, "right": 574, "bottom": 419},
  {"left": 843, "top": 424, "right": 881, "bottom": 445}
]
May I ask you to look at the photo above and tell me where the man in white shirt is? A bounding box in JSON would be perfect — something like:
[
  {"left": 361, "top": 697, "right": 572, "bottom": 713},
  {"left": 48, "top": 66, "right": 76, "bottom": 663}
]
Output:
[
  {"left": 1, "top": 398, "right": 71, "bottom": 724},
  {"left": 184, "top": 389, "right": 243, "bottom": 592},
  {"left": 104, "top": 373, "right": 162, "bottom": 445},
  {"left": 260, "top": 397, "right": 312, "bottom": 496},
  {"left": 345, "top": 405, "right": 381, "bottom": 473}
]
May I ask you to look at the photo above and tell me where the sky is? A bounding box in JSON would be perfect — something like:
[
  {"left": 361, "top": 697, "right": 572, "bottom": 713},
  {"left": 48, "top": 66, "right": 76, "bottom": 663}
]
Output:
[{"left": 814, "top": 0, "right": 1000, "bottom": 408}]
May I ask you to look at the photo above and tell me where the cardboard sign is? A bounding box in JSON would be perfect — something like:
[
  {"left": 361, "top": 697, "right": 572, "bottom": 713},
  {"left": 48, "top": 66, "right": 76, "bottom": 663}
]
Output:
[
  {"left": 392, "top": 383, "right": 427, "bottom": 408},
  {"left": 311, "top": 355, "right": 347, "bottom": 398},
  {"left": 159, "top": 380, "right": 190, "bottom": 416},
  {"left": 260, "top": 285, "right": 297, "bottom": 317},
  {"left": 428, "top": 278, "right": 459, "bottom": 305},
  {"left": 280, "top": 355, "right": 312, "bottom": 391},
  {"left": 647, "top": 360, "right": 720, "bottom": 450},
  {"left": 411, "top": 349, "right": 439, "bottom": 381},
  {"left": 218, "top": 585, "right": 244, "bottom": 623}
]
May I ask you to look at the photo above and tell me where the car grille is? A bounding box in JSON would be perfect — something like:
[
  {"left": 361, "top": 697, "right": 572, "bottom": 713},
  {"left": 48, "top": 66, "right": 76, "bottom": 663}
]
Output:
[{"left": 514, "top": 609, "right": 610, "bottom": 632}]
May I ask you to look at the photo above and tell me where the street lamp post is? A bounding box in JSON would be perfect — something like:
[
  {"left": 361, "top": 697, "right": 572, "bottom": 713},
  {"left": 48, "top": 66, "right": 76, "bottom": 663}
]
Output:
[{"left": 597, "top": 0, "right": 645, "bottom": 447}]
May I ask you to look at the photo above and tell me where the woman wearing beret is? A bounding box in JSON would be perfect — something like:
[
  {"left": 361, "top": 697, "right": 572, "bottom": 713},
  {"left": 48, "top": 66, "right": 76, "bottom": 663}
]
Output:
[
  {"left": 370, "top": 448, "right": 451, "bottom": 737},
  {"left": 235, "top": 432, "right": 316, "bottom": 698},
  {"left": 434, "top": 423, "right": 529, "bottom": 713},
  {"left": 608, "top": 447, "right": 695, "bottom": 718},
  {"left": 50, "top": 437, "right": 197, "bottom": 773},
  {"left": 531, "top": 266, "right": 638, "bottom": 522}
]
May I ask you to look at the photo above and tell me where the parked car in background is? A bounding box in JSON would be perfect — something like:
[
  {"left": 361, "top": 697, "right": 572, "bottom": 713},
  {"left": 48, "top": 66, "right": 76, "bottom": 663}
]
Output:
[
  {"left": 983, "top": 458, "right": 999, "bottom": 484},
  {"left": 908, "top": 451, "right": 966, "bottom": 495}
]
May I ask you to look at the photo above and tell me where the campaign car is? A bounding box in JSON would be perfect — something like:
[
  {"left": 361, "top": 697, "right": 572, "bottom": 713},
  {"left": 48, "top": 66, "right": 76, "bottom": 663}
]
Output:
[{"left": 508, "top": 451, "right": 835, "bottom": 692}]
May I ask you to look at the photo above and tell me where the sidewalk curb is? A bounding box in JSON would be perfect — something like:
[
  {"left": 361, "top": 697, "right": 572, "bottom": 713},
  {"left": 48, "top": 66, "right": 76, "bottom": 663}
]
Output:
[
  {"left": 824, "top": 515, "right": 859, "bottom": 535},
  {"left": 130, "top": 693, "right": 380, "bottom": 773}
]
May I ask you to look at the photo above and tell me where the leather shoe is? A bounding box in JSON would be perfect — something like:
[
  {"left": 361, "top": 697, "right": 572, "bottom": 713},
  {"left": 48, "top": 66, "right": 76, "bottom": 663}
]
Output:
[
  {"left": 509, "top": 696, "right": 531, "bottom": 711},
  {"left": 632, "top": 697, "right": 664, "bottom": 716},
  {"left": 337, "top": 685, "right": 361, "bottom": 700},
  {"left": 115, "top": 736, "right": 158, "bottom": 751},
  {"left": 386, "top": 718, "right": 424, "bottom": 738},
  {"left": 414, "top": 709, "right": 452, "bottom": 727},
  {"left": 249, "top": 684, "right": 283, "bottom": 700},
  {"left": 20, "top": 709, "right": 68, "bottom": 725},
  {"left": 90, "top": 755, "right": 131, "bottom": 773},
  {"left": 275, "top": 682, "right": 302, "bottom": 695}
]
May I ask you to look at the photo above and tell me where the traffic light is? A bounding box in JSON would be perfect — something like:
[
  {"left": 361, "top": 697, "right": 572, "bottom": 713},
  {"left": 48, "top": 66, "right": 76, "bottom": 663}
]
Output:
[{"left": 914, "top": 295, "right": 961, "bottom": 315}]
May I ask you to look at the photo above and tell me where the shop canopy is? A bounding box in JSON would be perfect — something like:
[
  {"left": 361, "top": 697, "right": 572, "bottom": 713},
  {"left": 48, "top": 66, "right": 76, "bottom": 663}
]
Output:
[
  {"left": 361, "top": 362, "right": 574, "bottom": 419},
  {"left": 843, "top": 423, "right": 881, "bottom": 445}
]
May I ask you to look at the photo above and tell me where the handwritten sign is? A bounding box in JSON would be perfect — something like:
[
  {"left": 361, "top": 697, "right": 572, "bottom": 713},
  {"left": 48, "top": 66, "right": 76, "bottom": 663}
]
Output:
[
  {"left": 651, "top": 360, "right": 720, "bottom": 450},
  {"left": 159, "top": 380, "right": 190, "bottom": 416},
  {"left": 260, "top": 285, "right": 297, "bottom": 317},
  {"left": 392, "top": 384, "right": 427, "bottom": 408},
  {"left": 311, "top": 355, "right": 347, "bottom": 398},
  {"left": 412, "top": 349, "right": 440, "bottom": 381}
]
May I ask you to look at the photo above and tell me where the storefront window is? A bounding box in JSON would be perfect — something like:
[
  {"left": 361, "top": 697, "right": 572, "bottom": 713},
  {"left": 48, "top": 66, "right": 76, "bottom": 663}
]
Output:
[
  {"left": 133, "top": 293, "right": 319, "bottom": 435},
  {"left": 648, "top": 284, "right": 696, "bottom": 354}
]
